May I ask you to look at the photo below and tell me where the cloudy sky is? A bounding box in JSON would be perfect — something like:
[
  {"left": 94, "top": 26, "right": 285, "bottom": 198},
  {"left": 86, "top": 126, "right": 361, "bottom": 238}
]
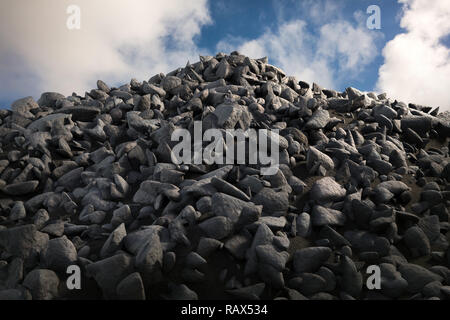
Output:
[{"left": 0, "top": 0, "right": 449, "bottom": 110}]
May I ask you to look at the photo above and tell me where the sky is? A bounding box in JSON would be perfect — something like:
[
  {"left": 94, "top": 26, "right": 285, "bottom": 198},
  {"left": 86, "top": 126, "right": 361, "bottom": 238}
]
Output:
[{"left": 0, "top": 0, "right": 449, "bottom": 111}]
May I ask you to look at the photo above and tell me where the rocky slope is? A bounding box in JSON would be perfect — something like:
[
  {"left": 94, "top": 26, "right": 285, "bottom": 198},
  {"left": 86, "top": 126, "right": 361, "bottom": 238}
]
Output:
[{"left": 0, "top": 52, "right": 449, "bottom": 300}]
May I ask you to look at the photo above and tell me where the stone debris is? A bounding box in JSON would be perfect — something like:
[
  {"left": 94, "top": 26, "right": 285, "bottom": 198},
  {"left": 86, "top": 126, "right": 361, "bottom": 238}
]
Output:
[{"left": 0, "top": 51, "right": 449, "bottom": 300}]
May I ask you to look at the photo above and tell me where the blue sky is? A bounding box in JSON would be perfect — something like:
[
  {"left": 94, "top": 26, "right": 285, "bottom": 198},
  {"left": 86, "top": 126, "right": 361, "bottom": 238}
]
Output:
[
  {"left": 1, "top": 0, "right": 449, "bottom": 110},
  {"left": 198, "top": 0, "right": 403, "bottom": 92}
]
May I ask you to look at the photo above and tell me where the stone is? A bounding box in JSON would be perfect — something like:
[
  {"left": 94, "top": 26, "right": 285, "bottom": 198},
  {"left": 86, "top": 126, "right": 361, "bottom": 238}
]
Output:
[
  {"left": 293, "top": 247, "right": 332, "bottom": 273},
  {"left": 41, "top": 236, "right": 77, "bottom": 272},
  {"left": 310, "top": 177, "right": 346, "bottom": 203},
  {"left": 198, "top": 216, "right": 234, "bottom": 240},
  {"left": 304, "top": 109, "right": 330, "bottom": 130},
  {"left": 211, "top": 192, "right": 254, "bottom": 222},
  {"left": 311, "top": 205, "right": 346, "bottom": 227},
  {"left": 23, "top": 269, "right": 59, "bottom": 300},
  {"left": 399, "top": 263, "right": 443, "bottom": 293},
  {"left": 403, "top": 226, "right": 431, "bottom": 257},
  {"left": 2, "top": 180, "right": 39, "bottom": 195},
  {"left": 252, "top": 188, "right": 289, "bottom": 214},
  {"left": 9, "top": 201, "right": 26, "bottom": 221},
  {"left": 307, "top": 147, "right": 334, "bottom": 172},
  {"left": 86, "top": 254, "right": 134, "bottom": 298},
  {"left": 100, "top": 223, "right": 127, "bottom": 258},
  {"left": 116, "top": 272, "right": 146, "bottom": 300}
]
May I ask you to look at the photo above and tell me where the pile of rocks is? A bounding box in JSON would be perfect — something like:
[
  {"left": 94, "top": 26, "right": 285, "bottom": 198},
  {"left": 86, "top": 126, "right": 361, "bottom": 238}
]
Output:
[{"left": 0, "top": 52, "right": 449, "bottom": 300}]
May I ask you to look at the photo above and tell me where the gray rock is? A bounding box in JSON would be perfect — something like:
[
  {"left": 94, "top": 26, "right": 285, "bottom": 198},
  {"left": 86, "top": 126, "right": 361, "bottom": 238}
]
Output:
[
  {"left": 166, "top": 283, "right": 198, "bottom": 300},
  {"left": 404, "top": 226, "right": 431, "bottom": 257},
  {"left": 211, "top": 192, "right": 254, "bottom": 222},
  {"left": 310, "top": 177, "right": 346, "bottom": 203},
  {"left": 226, "top": 283, "right": 265, "bottom": 300},
  {"left": 100, "top": 223, "right": 127, "bottom": 258},
  {"left": 161, "top": 76, "right": 182, "bottom": 92},
  {"left": 9, "top": 201, "right": 26, "bottom": 221},
  {"left": 293, "top": 247, "right": 332, "bottom": 273},
  {"left": 0, "top": 224, "right": 49, "bottom": 262},
  {"left": 2, "top": 180, "right": 39, "bottom": 195},
  {"left": 135, "top": 232, "right": 163, "bottom": 280},
  {"left": 86, "top": 254, "right": 134, "bottom": 298},
  {"left": 307, "top": 147, "right": 334, "bottom": 172},
  {"left": 197, "top": 237, "right": 223, "bottom": 258},
  {"left": 255, "top": 245, "right": 289, "bottom": 271},
  {"left": 399, "top": 263, "right": 443, "bottom": 293},
  {"left": 379, "top": 263, "right": 408, "bottom": 298},
  {"left": 198, "top": 216, "right": 233, "bottom": 240},
  {"left": 296, "top": 212, "right": 311, "bottom": 237},
  {"left": 116, "top": 272, "right": 146, "bottom": 300},
  {"left": 41, "top": 236, "right": 77, "bottom": 272},
  {"left": 23, "top": 269, "right": 59, "bottom": 300},
  {"left": 311, "top": 205, "right": 346, "bottom": 227},
  {"left": 305, "top": 109, "right": 330, "bottom": 130},
  {"left": 11, "top": 96, "right": 39, "bottom": 118},
  {"left": 252, "top": 188, "right": 289, "bottom": 214},
  {"left": 41, "top": 221, "right": 64, "bottom": 237},
  {"left": 338, "top": 255, "right": 362, "bottom": 297},
  {"left": 211, "top": 177, "right": 250, "bottom": 201}
]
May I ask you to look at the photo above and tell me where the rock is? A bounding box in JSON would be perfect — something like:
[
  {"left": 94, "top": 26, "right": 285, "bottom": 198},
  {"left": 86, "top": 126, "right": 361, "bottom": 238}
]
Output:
[
  {"left": 86, "top": 254, "right": 134, "bottom": 298},
  {"left": 305, "top": 109, "right": 330, "bottom": 130},
  {"left": 23, "top": 269, "right": 59, "bottom": 300},
  {"left": 307, "top": 147, "right": 334, "bottom": 172},
  {"left": 418, "top": 215, "right": 441, "bottom": 242},
  {"left": 198, "top": 216, "right": 233, "bottom": 240},
  {"left": 224, "top": 231, "right": 252, "bottom": 260},
  {"left": 2, "top": 180, "right": 39, "bottom": 195},
  {"left": 296, "top": 212, "right": 311, "bottom": 237},
  {"left": 0, "top": 51, "right": 449, "bottom": 301},
  {"left": 116, "top": 272, "right": 146, "bottom": 300},
  {"left": 166, "top": 283, "right": 198, "bottom": 300},
  {"left": 211, "top": 177, "right": 250, "bottom": 201},
  {"left": 399, "top": 263, "right": 443, "bottom": 293},
  {"left": 11, "top": 96, "right": 39, "bottom": 117},
  {"left": 37, "top": 92, "right": 65, "bottom": 107},
  {"left": 255, "top": 245, "right": 289, "bottom": 271},
  {"left": 161, "top": 76, "right": 182, "bottom": 92},
  {"left": 58, "top": 106, "right": 101, "bottom": 121},
  {"left": 9, "top": 201, "right": 26, "bottom": 221},
  {"left": 211, "top": 192, "right": 254, "bottom": 222},
  {"left": 252, "top": 188, "right": 289, "bottom": 214},
  {"left": 293, "top": 247, "right": 332, "bottom": 273},
  {"left": 135, "top": 232, "right": 163, "bottom": 281},
  {"left": 197, "top": 237, "right": 223, "bottom": 258},
  {"left": 185, "top": 252, "right": 207, "bottom": 268},
  {"left": 100, "top": 223, "right": 127, "bottom": 258},
  {"left": 111, "top": 205, "right": 132, "bottom": 227},
  {"left": 403, "top": 226, "right": 431, "bottom": 257},
  {"left": 0, "top": 224, "right": 48, "bottom": 262},
  {"left": 379, "top": 263, "right": 408, "bottom": 298},
  {"left": 226, "top": 283, "right": 265, "bottom": 300},
  {"left": 311, "top": 205, "right": 346, "bottom": 227},
  {"left": 338, "top": 255, "right": 363, "bottom": 297},
  {"left": 41, "top": 221, "right": 65, "bottom": 237},
  {"left": 310, "top": 177, "right": 346, "bottom": 203},
  {"left": 298, "top": 273, "right": 327, "bottom": 295},
  {"left": 41, "top": 236, "right": 77, "bottom": 272}
]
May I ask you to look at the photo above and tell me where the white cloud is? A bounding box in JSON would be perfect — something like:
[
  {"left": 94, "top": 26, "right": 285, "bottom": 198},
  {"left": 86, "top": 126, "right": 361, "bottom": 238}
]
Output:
[
  {"left": 217, "top": 19, "right": 380, "bottom": 89},
  {"left": 377, "top": 0, "right": 450, "bottom": 110},
  {"left": 0, "top": 0, "right": 211, "bottom": 103}
]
